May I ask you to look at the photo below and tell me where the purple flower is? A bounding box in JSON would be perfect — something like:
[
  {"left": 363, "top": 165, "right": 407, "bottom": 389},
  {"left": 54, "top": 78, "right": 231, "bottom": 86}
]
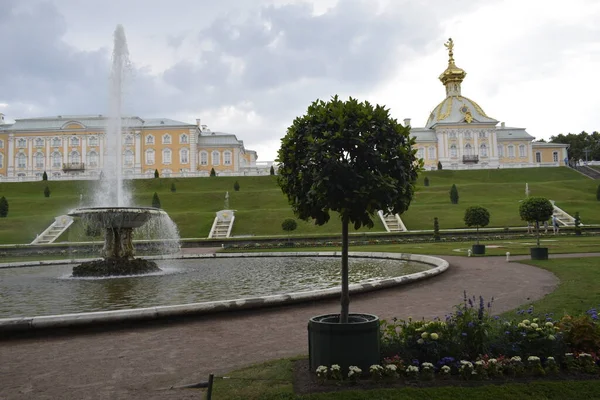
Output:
[
  {"left": 461, "top": 332, "right": 467, "bottom": 337},
  {"left": 468, "top": 322, "right": 474, "bottom": 328}
]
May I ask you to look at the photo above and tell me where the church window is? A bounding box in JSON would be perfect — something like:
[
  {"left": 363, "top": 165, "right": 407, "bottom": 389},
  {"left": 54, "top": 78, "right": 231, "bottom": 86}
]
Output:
[
  {"left": 162, "top": 148, "right": 172, "bottom": 164},
  {"left": 212, "top": 151, "right": 220, "bottom": 166},
  {"left": 480, "top": 144, "right": 487, "bottom": 157},
  {"left": 428, "top": 147, "right": 436, "bottom": 160},
  {"left": 519, "top": 144, "right": 526, "bottom": 158},
  {"left": 17, "top": 153, "right": 26, "bottom": 168},
  {"left": 223, "top": 151, "right": 232, "bottom": 165},
  {"left": 553, "top": 152, "right": 559, "bottom": 162},
  {"left": 200, "top": 151, "right": 208, "bottom": 165},
  {"left": 124, "top": 150, "right": 134, "bottom": 166},
  {"left": 508, "top": 145, "right": 515, "bottom": 158},
  {"left": 180, "top": 148, "right": 189, "bottom": 164},
  {"left": 35, "top": 152, "right": 44, "bottom": 168},
  {"left": 450, "top": 144, "right": 457, "bottom": 158},
  {"left": 145, "top": 149, "right": 155, "bottom": 165},
  {"left": 17, "top": 138, "right": 27, "bottom": 148}
]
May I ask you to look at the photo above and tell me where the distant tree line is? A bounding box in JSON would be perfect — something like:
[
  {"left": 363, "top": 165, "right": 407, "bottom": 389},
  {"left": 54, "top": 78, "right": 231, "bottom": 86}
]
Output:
[{"left": 549, "top": 131, "right": 600, "bottom": 162}]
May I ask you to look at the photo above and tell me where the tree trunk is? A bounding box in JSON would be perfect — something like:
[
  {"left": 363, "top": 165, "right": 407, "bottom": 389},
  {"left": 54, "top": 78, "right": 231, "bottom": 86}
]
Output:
[
  {"left": 476, "top": 226, "right": 479, "bottom": 245},
  {"left": 535, "top": 220, "right": 540, "bottom": 247},
  {"left": 340, "top": 216, "right": 350, "bottom": 323}
]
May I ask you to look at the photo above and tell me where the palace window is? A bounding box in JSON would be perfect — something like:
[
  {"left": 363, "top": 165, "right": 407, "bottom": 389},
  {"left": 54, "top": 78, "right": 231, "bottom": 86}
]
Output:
[
  {"left": 35, "top": 137, "right": 44, "bottom": 147},
  {"left": 52, "top": 152, "right": 62, "bottom": 167},
  {"left": 497, "top": 144, "right": 504, "bottom": 157},
  {"left": 478, "top": 131, "right": 487, "bottom": 139},
  {"left": 449, "top": 132, "right": 457, "bottom": 139},
  {"left": 145, "top": 149, "right": 155, "bottom": 165},
  {"left": 200, "top": 151, "right": 208, "bottom": 166},
  {"left": 553, "top": 152, "right": 559, "bottom": 162},
  {"left": 17, "top": 153, "right": 26, "bottom": 168},
  {"left": 69, "top": 151, "right": 81, "bottom": 164},
  {"left": 88, "top": 151, "right": 98, "bottom": 167},
  {"left": 35, "top": 152, "right": 44, "bottom": 168},
  {"left": 88, "top": 136, "right": 98, "bottom": 146},
  {"left": 224, "top": 151, "right": 232, "bottom": 165},
  {"left": 124, "top": 135, "right": 134, "bottom": 145},
  {"left": 180, "top": 134, "right": 189, "bottom": 144},
  {"left": 535, "top": 152, "right": 541, "bottom": 163},
  {"left": 180, "top": 148, "right": 189, "bottom": 164},
  {"left": 0, "top": 154, "right": 3, "bottom": 168},
  {"left": 464, "top": 143, "right": 472, "bottom": 156},
  {"left": 146, "top": 135, "right": 155, "bottom": 145},
  {"left": 212, "top": 151, "right": 220, "bottom": 166},
  {"left": 17, "top": 138, "right": 27, "bottom": 148},
  {"left": 417, "top": 147, "right": 424, "bottom": 159},
  {"left": 52, "top": 137, "right": 61, "bottom": 147},
  {"left": 0, "top": 139, "right": 3, "bottom": 148},
  {"left": 508, "top": 145, "right": 515, "bottom": 158},
  {"left": 428, "top": 146, "right": 436, "bottom": 160},
  {"left": 162, "top": 148, "right": 172, "bottom": 164},
  {"left": 519, "top": 144, "right": 526, "bottom": 158},
  {"left": 450, "top": 144, "right": 457, "bottom": 158},
  {"left": 162, "top": 134, "right": 171, "bottom": 144},
  {"left": 70, "top": 137, "right": 80, "bottom": 146},
  {"left": 480, "top": 144, "right": 488, "bottom": 157},
  {"left": 124, "top": 150, "right": 134, "bottom": 166},
  {"left": 464, "top": 131, "right": 472, "bottom": 139}
]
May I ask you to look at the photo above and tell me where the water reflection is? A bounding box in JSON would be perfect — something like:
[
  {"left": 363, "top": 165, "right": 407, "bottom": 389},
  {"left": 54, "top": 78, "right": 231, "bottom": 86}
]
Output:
[{"left": 0, "top": 257, "right": 430, "bottom": 318}]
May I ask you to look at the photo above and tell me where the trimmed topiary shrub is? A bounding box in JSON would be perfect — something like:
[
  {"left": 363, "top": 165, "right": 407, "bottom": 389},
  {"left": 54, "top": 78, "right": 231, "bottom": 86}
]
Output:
[
  {"left": 154, "top": 169, "right": 159, "bottom": 178},
  {"left": 210, "top": 168, "right": 216, "bottom": 177},
  {"left": 0, "top": 196, "right": 8, "bottom": 218},
  {"left": 437, "top": 161, "right": 443, "bottom": 170},
  {"left": 234, "top": 181, "right": 240, "bottom": 191},
  {"left": 450, "top": 184, "right": 459, "bottom": 204},
  {"left": 424, "top": 177, "right": 429, "bottom": 187},
  {"left": 44, "top": 186, "right": 51, "bottom": 198},
  {"left": 42, "top": 171, "right": 48, "bottom": 181},
  {"left": 270, "top": 165, "right": 275, "bottom": 175},
  {"left": 170, "top": 183, "right": 176, "bottom": 193},
  {"left": 433, "top": 217, "right": 440, "bottom": 241},
  {"left": 464, "top": 206, "right": 490, "bottom": 245},
  {"left": 152, "top": 192, "right": 161, "bottom": 208},
  {"left": 519, "top": 197, "right": 554, "bottom": 248},
  {"left": 282, "top": 218, "right": 297, "bottom": 233}
]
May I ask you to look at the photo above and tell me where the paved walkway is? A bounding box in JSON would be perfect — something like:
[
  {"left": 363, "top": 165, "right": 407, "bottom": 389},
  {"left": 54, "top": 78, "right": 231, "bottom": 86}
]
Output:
[{"left": 0, "top": 253, "right": 595, "bottom": 400}]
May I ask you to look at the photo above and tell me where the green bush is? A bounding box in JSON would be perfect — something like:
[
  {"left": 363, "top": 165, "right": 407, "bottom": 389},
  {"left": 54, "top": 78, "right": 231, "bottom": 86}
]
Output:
[
  {"left": 270, "top": 165, "right": 275, "bottom": 175},
  {"left": 437, "top": 161, "right": 443, "bottom": 170},
  {"left": 424, "top": 177, "right": 429, "bottom": 187},
  {"left": 0, "top": 196, "right": 8, "bottom": 218},
  {"left": 519, "top": 196, "right": 553, "bottom": 247},
  {"left": 597, "top": 184, "right": 600, "bottom": 201},
  {"left": 450, "top": 184, "right": 459, "bottom": 204},
  {"left": 210, "top": 168, "right": 216, "bottom": 177},
  {"left": 233, "top": 181, "right": 240, "bottom": 191},
  {"left": 42, "top": 171, "right": 48, "bottom": 181},
  {"left": 464, "top": 206, "right": 490, "bottom": 244},
  {"left": 433, "top": 217, "right": 440, "bottom": 241},
  {"left": 154, "top": 169, "right": 159, "bottom": 178},
  {"left": 170, "top": 183, "right": 176, "bottom": 193},
  {"left": 152, "top": 192, "right": 161, "bottom": 208},
  {"left": 44, "top": 186, "right": 51, "bottom": 198},
  {"left": 281, "top": 218, "right": 297, "bottom": 233}
]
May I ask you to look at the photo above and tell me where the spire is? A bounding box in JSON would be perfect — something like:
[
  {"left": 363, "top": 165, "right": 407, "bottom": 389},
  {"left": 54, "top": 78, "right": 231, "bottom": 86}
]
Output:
[{"left": 439, "top": 38, "right": 466, "bottom": 97}]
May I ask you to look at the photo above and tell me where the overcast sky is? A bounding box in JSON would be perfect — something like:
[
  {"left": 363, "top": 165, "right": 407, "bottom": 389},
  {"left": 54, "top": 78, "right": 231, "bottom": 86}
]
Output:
[{"left": 1, "top": 0, "right": 599, "bottom": 161}]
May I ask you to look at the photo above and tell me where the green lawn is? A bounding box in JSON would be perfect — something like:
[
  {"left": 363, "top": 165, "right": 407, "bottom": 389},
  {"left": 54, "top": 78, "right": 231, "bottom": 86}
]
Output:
[{"left": 0, "top": 167, "right": 598, "bottom": 244}]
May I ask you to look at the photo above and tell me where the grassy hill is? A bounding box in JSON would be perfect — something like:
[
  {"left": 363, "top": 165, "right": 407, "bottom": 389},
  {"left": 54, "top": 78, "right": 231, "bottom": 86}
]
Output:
[{"left": 0, "top": 167, "right": 598, "bottom": 244}]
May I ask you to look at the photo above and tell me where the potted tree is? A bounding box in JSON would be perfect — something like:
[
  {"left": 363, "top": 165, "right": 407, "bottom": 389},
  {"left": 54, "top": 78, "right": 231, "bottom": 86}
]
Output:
[
  {"left": 519, "top": 197, "right": 554, "bottom": 260},
  {"left": 278, "top": 95, "right": 420, "bottom": 373},
  {"left": 464, "top": 206, "right": 490, "bottom": 255}
]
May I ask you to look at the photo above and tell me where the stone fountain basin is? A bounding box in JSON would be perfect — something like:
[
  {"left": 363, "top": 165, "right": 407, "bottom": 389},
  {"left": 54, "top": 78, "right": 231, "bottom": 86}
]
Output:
[{"left": 69, "top": 207, "right": 166, "bottom": 229}]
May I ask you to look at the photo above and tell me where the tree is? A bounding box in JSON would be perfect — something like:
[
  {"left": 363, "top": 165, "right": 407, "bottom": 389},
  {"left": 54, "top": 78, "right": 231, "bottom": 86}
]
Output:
[
  {"left": 44, "top": 186, "right": 51, "bottom": 198},
  {"left": 424, "top": 177, "right": 430, "bottom": 187},
  {"left": 170, "top": 183, "right": 176, "bottom": 193},
  {"left": 437, "top": 161, "right": 443, "bottom": 170},
  {"left": 42, "top": 171, "right": 48, "bottom": 181},
  {"left": 281, "top": 218, "right": 297, "bottom": 235},
  {"left": 233, "top": 181, "right": 240, "bottom": 191},
  {"left": 450, "top": 184, "right": 459, "bottom": 204},
  {"left": 270, "top": 165, "right": 275, "bottom": 175},
  {"left": 210, "top": 168, "right": 216, "bottom": 177},
  {"left": 433, "top": 217, "right": 440, "bottom": 241},
  {"left": 464, "top": 206, "right": 490, "bottom": 245},
  {"left": 519, "top": 197, "right": 553, "bottom": 247},
  {"left": 277, "top": 95, "right": 420, "bottom": 323},
  {"left": 154, "top": 169, "right": 159, "bottom": 178},
  {"left": 152, "top": 192, "right": 161, "bottom": 208},
  {"left": 0, "top": 196, "right": 8, "bottom": 218}
]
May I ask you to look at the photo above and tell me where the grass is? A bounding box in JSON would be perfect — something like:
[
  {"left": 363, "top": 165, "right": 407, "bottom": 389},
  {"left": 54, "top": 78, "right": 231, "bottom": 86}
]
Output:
[
  {"left": 1, "top": 167, "right": 599, "bottom": 244},
  {"left": 209, "top": 253, "right": 600, "bottom": 398}
]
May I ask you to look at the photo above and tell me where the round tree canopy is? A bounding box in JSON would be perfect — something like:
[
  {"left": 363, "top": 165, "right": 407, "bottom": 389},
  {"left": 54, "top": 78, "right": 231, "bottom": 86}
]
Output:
[
  {"left": 519, "top": 197, "right": 554, "bottom": 223},
  {"left": 464, "top": 206, "right": 490, "bottom": 228},
  {"left": 277, "top": 96, "right": 420, "bottom": 230}
]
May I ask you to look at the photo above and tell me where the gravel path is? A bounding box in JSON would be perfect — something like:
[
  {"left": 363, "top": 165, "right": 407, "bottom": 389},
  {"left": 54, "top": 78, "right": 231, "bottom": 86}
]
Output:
[{"left": 0, "top": 253, "right": 573, "bottom": 400}]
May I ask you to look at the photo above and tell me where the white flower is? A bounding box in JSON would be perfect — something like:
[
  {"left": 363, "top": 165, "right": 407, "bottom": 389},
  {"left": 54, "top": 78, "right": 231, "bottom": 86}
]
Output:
[
  {"left": 417, "top": 338, "right": 424, "bottom": 345},
  {"left": 475, "top": 360, "right": 485, "bottom": 366},
  {"left": 545, "top": 322, "right": 554, "bottom": 327},
  {"left": 316, "top": 365, "right": 328, "bottom": 374},
  {"left": 510, "top": 356, "right": 522, "bottom": 362},
  {"left": 488, "top": 358, "right": 497, "bottom": 364},
  {"left": 547, "top": 357, "right": 555, "bottom": 361},
  {"left": 531, "top": 323, "right": 539, "bottom": 329},
  {"left": 406, "top": 365, "right": 419, "bottom": 373},
  {"left": 331, "top": 364, "right": 341, "bottom": 371},
  {"left": 441, "top": 365, "right": 451, "bottom": 373},
  {"left": 579, "top": 353, "right": 592, "bottom": 358},
  {"left": 421, "top": 362, "right": 434, "bottom": 370},
  {"left": 528, "top": 356, "right": 540, "bottom": 362},
  {"left": 421, "top": 332, "right": 429, "bottom": 339},
  {"left": 522, "top": 319, "right": 530, "bottom": 325},
  {"left": 385, "top": 364, "right": 397, "bottom": 371},
  {"left": 430, "top": 333, "right": 439, "bottom": 340},
  {"left": 517, "top": 323, "right": 525, "bottom": 328},
  {"left": 548, "top": 335, "right": 556, "bottom": 341},
  {"left": 369, "top": 365, "right": 383, "bottom": 373}
]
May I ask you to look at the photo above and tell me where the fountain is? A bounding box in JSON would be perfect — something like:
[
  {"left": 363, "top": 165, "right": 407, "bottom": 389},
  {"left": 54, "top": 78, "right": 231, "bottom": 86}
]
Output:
[{"left": 67, "top": 25, "right": 178, "bottom": 277}]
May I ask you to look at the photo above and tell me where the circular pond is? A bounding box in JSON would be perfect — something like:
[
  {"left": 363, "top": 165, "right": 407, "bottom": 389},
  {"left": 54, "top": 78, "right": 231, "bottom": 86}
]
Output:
[{"left": 0, "top": 254, "right": 436, "bottom": 318}]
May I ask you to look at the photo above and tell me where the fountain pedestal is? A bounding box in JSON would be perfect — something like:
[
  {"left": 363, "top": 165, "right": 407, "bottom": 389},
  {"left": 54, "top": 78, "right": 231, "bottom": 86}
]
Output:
[{"left": 69, "top": 207, "right": 166, "bottom": 277}]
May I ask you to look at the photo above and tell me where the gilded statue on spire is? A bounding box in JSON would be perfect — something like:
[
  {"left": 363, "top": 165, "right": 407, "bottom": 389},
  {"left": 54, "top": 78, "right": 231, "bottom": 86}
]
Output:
[{"left": 444, "top": 38, "right": 455, "bottom": 65}]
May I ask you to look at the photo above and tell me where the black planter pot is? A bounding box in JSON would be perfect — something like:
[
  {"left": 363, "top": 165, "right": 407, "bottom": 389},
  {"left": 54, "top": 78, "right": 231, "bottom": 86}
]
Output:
[
  {"left": 472, "top": 244, "right": 486, "bottom": 255},
  {"left": 308, "top": 313, "right": 380, "bottom": 373},
  {"left": 530, "top": 247, "right": 549, "bottom": 260}
]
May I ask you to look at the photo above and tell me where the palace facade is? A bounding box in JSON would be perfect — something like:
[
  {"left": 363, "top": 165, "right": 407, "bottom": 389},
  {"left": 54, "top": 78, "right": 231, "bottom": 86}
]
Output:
[
  {"left": 409, "top": 38, "right": 568, "bottom": 170},
  {"left": 0, "top": 114, "right": 270, "bottom": 181}
]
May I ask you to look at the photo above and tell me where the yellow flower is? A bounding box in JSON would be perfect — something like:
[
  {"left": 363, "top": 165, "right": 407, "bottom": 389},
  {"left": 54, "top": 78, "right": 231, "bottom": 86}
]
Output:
[
  {"left": 545, "top": 322, "right": 554, "bottom": 327},
  {"left": 430, "top": 333, "right": 439, "bottom": 340},
  {"left": 548, "top": 335, "right": 556, "bottom": 341},
  {"left": 421, "top": 332, "right": 429, "bottom": 339},
  {"left": 531, "top": 323, "right": 539, "bottom": 329}
]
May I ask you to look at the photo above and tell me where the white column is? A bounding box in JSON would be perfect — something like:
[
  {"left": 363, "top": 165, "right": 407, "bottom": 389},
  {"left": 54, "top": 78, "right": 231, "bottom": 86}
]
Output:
[
  {"left": 99, "top": 135, "right": 104, "bottom": 169},
  {"left": 473, "top": 130, "right": 479, "bottom": 156},
  {"left": 134, "top": 131, "right": 142, "bottom": 174},
  {"left": 7, "top": 134, "right": 14, "bottom": 176},
  {"left": 63, "top": 138, "right": 68, "bottom": 166},
  {"left": 28, "top": 137, "right": 33, "bottom": 176},
  {"left": 458, "top": 130, "right": 463, "bottom": 161},
  {"left": 46, "top": 138, "right": 51, "bottom": 172},
  {"left": 189, "top": 128, "right": 197, "bottom": 173},
  {"left": 81, "top": 136, "right": 87, "bottom": 166}
]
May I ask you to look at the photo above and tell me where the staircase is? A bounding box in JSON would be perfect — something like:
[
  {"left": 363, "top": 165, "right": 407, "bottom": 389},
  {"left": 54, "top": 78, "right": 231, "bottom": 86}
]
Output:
[
  {"left": 574, "top": 165, "right": 600, "bottom": 179},
  {"left": 550, "top": 202, "right": 577, "bottom": 227},
  {"left": 31, "top": 215, "right": 74, "bottom": 245},
  {"left": 378, "top": 210, "right": 407, "bottom": 232},
  {"left": 208, "top": 210, "right": 235, "bottom": 239}
]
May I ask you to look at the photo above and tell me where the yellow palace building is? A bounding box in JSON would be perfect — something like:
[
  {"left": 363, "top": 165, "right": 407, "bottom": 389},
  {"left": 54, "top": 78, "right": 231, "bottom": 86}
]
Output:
[
  {"left": 0, "top": 115, "right": 270, "bottom": 181},
  {"left": 408, "top": 38, "right": 568, "bottom": 170}
]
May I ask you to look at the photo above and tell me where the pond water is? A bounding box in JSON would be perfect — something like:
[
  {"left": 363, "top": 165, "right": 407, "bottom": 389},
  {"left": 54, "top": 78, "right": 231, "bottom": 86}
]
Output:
[{"left": 0, "top": 256, "right": 432, "bottom": 318}]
